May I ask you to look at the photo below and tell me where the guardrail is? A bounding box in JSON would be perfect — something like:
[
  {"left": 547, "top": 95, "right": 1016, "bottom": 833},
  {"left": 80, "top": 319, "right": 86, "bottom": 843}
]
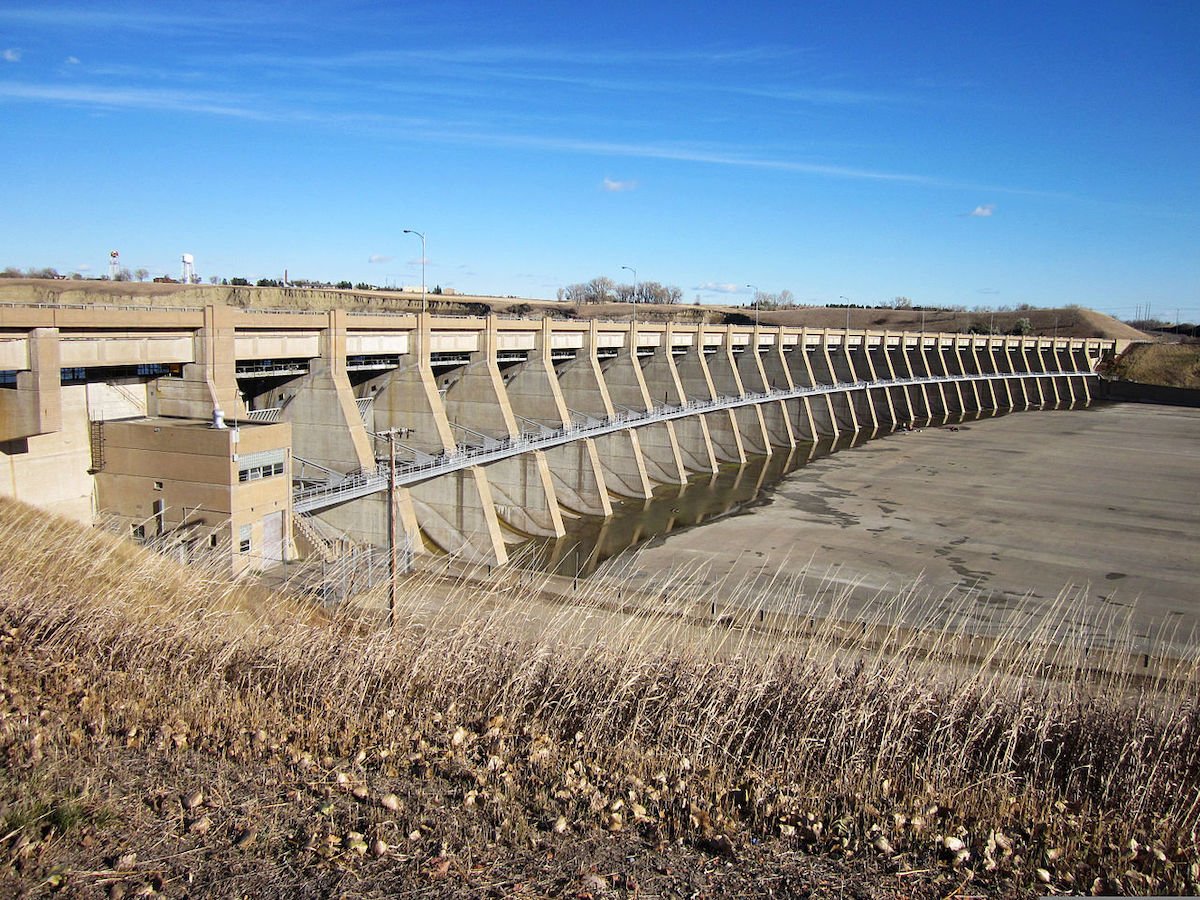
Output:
[{"left": 293, "top": 369, "right": 1096, "bottom": 514}]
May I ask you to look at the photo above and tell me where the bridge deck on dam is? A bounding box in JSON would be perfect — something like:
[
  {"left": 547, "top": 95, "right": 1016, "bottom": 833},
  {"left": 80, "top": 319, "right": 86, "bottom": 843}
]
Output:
[{"left": 0, "top": 303, "right": 1120, "bottom": 573}]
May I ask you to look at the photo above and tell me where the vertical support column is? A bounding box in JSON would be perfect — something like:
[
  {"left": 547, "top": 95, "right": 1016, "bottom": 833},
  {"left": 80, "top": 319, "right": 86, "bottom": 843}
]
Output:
[
  {"left": 953, "top": 339, "right": 982, "bottom": 412},
  {"left": 879, "top": 334, "right": 913, "bottom": 427},
  {"left": 442, "top": 315, "right": 520, "bottom": 439},
  {"left": 862, "top": 335, "right": 897, "bottom": 430},
  {"left": 1020, "top": 337, "right": 1047, "bottom": 406},
  {"left": 1053, "top": 341, "right": 1077, "bottom": 403},
  {"left": 556, "top": 321, "right": 652, "bottom": 498},
  {"left": 918, "top": 337, "right": 949, "bottom": 423},
  {"left": 155, "top": 304, "right": 245, "bottom": 420},
  {"left": 675, "top": 325, "right": 746, "bottom": 463},
  {"left": 644, "top": 324, "right": 718, "bottom": 474},
  {"left": 409, "top": 467, "right": 508, "bottom": 565},
  {"left": 844, "top": 333, "right": 879, "bottom": 432},
  {"left": 368, "top": 313, "right": 455, "bottom": 453},
  {"left": 1004, "top": 339, "right": 1031, "bottom": 409},
  {"left": 283, "top": 308, "right": 376, "bottom": 474},
  {"left": 0, "top": 327, "right": 62, "bottom": 441},
  {"left": 708, "top": 327, "right": 772, "bottom": 455},
  {"left": 503, "top": 320, "right": 611, "bottom": 517},
  {"left": 601, "top": 322, "right": 686, "bottom": 485},
  {"left": 793, "top": 330, "right": 835, "bottom": 437}
]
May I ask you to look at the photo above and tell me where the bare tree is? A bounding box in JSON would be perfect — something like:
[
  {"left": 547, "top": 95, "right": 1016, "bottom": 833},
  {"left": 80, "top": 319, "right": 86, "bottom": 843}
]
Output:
[{"left": 134, "top": 267, "right": 149, "bottom": 282}]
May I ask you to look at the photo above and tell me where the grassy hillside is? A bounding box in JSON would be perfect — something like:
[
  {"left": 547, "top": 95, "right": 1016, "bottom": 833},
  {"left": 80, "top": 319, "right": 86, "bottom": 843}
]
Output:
[
  {"left": 1103, "top": 341, "right": 1200, "bottom": 388},
  {"left": 0, "top": 278, "right": 1146, "bottom": 340},
  {"left": 1, "top": 497, "right": 1198, "bottom": 897}
]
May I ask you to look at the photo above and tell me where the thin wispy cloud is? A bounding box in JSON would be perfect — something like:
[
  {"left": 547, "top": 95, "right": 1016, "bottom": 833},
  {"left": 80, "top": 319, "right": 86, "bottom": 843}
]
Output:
[
  {"left": 695, "top": 282, "right": 741, "bottom": 293},
  {"left": 968, "top": 204, "right": 996, "bottom": 217},
  {"left": 65, "top": 56, "right": 80, "bottom": 65},
  {"left": 368, "top": 254, "right": 392, "bottom": 264},
  {"left": 602, "top": 177, "right": 637, "bottom": 192},
  {"left": 0, "top": 81, "right": 288, "bottom": 122},
  {"left": 0, "top": 78, "right": 1056, "bottom": 199},
  {"left": 3, "top": 48, "right": 21, "bottom": 63}
]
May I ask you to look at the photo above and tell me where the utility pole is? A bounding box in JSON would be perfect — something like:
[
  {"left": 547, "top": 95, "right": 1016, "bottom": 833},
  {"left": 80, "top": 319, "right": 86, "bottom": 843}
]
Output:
[{"left": 387, "top": 429, "right": 398, "bottom": 627}]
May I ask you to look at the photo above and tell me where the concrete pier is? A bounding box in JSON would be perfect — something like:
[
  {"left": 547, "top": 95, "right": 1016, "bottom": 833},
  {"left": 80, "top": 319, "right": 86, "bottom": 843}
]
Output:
[{"left": 0, "top": 302, "right": 1120, "bottom": 570}]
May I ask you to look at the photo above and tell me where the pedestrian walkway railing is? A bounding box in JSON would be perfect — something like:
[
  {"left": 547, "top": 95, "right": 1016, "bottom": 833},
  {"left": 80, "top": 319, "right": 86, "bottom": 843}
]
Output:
[{"left": 293, "top": 369, "right": 1095, "bottom": 513}]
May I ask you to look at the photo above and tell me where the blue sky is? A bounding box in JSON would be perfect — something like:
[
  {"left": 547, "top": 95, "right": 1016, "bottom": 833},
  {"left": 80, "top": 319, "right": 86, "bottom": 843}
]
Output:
[{"left": 1, "top": 1, "right": 1197, "bottom": 320}]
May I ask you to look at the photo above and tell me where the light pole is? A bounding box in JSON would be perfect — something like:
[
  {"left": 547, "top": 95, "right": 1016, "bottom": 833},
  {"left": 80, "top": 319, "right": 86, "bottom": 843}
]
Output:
[
  {"left": 621, "top": 265, "right": 637, "bottom": 304},
  {"left": 402, "top": 229, "right": 426, "bottom": 314},
  {"left": 840, "top": 296, "right": 851, "bottom": 332},
  {"left": 746, "top": 284, "right": 759, "bottom": 328}
]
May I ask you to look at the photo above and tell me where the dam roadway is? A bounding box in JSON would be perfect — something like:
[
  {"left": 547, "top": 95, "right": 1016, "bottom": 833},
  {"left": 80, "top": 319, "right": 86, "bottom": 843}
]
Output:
[{"left": 0, "top": 303, "right": 1118, "bottom": 570}]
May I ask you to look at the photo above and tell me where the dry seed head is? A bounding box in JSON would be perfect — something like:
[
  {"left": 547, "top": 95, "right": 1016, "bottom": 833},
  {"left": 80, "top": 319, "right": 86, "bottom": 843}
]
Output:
[
  {"left": 181, "top": 789, "right": 203, "bottom": 811},
  {"left": 552, "top": 816, "right": 568, "bottom": 834}
]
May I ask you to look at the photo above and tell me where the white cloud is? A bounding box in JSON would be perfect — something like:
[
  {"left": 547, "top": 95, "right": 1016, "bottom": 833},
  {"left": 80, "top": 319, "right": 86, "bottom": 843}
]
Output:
[
  {"left": 368, "top": 254, "right": 392, "bottom": 264},
  {"left": 602, "top": 177, "right": 637, "bottom": 192},
  {"left": 694, "top": 282, "right": 741, "bottom": 294},
  {"left": 3, "top": 48, "right": 21, "bottom": 62},
  {"left": 65, "top": 56, "right": 80, "bottom": 65},
  {"left": 76, "top": 263, "right": 91, "bottom": 272},
  {"left": 968, "top": 204, "right": 995, "bottom": 217}
]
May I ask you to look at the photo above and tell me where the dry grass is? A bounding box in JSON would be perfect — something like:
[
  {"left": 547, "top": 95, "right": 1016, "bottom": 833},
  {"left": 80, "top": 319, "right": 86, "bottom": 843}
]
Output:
[
  {"left": 1, "top": 496, "right": 1198, "bottom": 896},
  {"left": 1104, "top": 341, "right": 1200, "bottom": 388}
]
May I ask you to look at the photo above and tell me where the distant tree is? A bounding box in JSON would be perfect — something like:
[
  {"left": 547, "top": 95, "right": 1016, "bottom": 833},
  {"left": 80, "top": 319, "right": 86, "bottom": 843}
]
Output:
[
  {"left": 1011, "top": 317, "right": 1033, "bottom": 336},
  {"left": 892, "top": 296, "right": 913, "bottom": 309},
  {"left": 220, "top": 278, "right": 229, "bottom": 286},
  {"left": 336, "top": 281, "right": 352, "bottom": 290},
  {"left": 257, "top": 278, "right": 280, "bottom": 287},
  {"left": 134, "top": 267, "right": 149, "bottom": 282},
  {"left": 230, "top": 277, "right": 250, "bottom": 286},
  {"left": 433, "top": 285, "right": 443, "bottom": 295},
  {"left": 1, "top": 266, "right": 22, "bottom": 278},
  {"left": 777, "top": 289, "right": 795, "bottom": 307},
  {"left": 353, "top": 282, "right": 371, "bottom": 291},
  {"left": 114, "top": 267, "right": 132, "bottom": 282},
  {"left": 209, "top": 275, "right": 219, "bottom": 285}
]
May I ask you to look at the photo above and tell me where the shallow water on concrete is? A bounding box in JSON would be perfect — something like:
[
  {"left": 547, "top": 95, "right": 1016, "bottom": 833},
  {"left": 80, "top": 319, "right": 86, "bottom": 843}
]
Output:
[{"left": 518, "top": 408, "right": 1014, "bottom": 580}]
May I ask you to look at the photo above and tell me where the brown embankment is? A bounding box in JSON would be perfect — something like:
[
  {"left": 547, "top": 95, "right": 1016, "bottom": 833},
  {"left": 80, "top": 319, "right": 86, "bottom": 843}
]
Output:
[{"left": 0, "top": 278, "right": 1147, "bottom": 339}]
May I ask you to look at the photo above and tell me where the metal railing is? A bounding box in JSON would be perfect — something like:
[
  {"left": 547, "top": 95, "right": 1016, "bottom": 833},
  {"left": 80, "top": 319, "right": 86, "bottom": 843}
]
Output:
[{"left": 293, "top": 368, "right": 1097, "bottom": 514}]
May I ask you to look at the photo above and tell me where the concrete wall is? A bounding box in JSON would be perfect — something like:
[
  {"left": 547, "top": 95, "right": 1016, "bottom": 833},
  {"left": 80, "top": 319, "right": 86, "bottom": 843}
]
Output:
[{"left": 0, "top": 302, "right": 1118, "bottom": 569}]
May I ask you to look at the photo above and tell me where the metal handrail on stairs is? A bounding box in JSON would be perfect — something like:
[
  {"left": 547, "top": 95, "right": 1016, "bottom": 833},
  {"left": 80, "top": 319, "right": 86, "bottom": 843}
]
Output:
[{"left": 293, "top": 369, "right": 1096, "bottom": 514}]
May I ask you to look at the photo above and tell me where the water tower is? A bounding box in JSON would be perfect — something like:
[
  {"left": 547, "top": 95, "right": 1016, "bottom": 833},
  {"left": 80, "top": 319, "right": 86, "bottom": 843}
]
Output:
[
  {"left": 108, "top": 250, "right": 120, "bottom": 280},
  {"left": 181, "top": 253, "right": 195, "bottom": 284}
]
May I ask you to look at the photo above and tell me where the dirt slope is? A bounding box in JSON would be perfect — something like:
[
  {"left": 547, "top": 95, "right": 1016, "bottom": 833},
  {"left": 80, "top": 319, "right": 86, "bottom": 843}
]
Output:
[
  {"left": 1103, "top": 341, "right": 1200, "bottom": 387},
  {"left": 0, "top": 278, "right": 1147, "bottom": 340}
]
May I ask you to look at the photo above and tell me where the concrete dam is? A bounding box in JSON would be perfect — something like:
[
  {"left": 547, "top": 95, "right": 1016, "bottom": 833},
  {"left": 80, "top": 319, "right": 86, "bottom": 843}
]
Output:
[{"left": 0, "top": 303, "right": 1120, "bottom": 572}]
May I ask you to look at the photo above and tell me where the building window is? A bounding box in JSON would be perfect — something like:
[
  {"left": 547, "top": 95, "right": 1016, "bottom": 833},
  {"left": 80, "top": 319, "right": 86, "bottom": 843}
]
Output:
[
  {"left": 131, "top": 523, "right": 145, "bottom": 540},
  {"left": 209, "top": 533, "right": 219, "bottom": 548},
  {"left": 237, "top": 449, "right": 286, "bottom": 483},
  {"left": 239, "top": 524, "right": 252, "bottom": 554},
  {"left": 153, "top": 480, "right": 163, "bottom": 491}
]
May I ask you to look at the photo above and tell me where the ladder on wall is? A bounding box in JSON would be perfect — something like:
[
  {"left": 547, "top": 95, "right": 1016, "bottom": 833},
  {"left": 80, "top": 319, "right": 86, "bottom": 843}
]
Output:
[{"left": 88, "top": 420, "right": 104, "bottom": 473}]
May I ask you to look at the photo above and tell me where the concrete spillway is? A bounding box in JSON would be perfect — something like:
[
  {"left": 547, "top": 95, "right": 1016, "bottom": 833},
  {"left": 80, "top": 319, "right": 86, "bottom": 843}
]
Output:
[{"left": 0, "top": 303, "right": 1120, "bottom": 571}]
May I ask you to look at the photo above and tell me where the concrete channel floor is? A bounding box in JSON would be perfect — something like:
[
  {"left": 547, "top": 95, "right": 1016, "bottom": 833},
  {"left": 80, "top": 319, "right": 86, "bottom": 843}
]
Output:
[{"left": 613, "top": 402, "right": 1200, "bottom": 658}]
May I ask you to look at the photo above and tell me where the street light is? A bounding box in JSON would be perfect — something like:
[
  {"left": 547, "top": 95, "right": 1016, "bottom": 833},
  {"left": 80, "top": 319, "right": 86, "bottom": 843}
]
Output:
[
  {"left": 621, "top": 265, "right": 637, "bottom": 304},
  {"left": 746, "top": 284, "right": 759, "bottom": 327},
  {"left": 402, "top": 229, "right": 426, "bottom": 314},
  {"left": 840, "top": 296, "right": 851, "bottom": 332}
]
